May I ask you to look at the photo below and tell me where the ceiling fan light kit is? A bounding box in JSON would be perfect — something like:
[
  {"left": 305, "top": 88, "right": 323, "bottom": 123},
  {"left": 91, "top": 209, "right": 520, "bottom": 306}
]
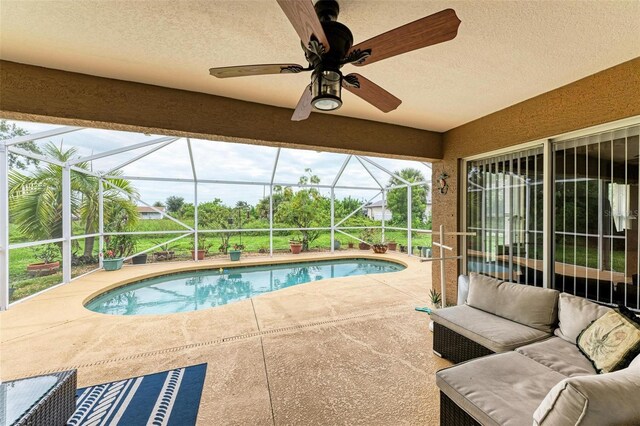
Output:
[{"left": 209, "top": 0, "right": 461, "bottom": 121}]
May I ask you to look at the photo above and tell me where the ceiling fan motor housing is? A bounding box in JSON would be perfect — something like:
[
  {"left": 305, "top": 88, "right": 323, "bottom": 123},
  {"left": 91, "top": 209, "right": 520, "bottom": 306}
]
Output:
[{"left": 308, "top": 0, "right": 353, "bottom": 111}]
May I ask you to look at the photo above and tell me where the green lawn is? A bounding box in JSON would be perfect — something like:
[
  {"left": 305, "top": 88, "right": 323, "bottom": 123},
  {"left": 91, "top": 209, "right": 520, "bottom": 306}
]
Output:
[{"left": 7, "top": 220, "right": 432, "bottom": 303}]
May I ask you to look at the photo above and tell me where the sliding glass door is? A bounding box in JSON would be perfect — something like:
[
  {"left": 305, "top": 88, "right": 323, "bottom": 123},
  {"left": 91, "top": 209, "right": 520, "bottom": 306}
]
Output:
[
  {"left": 465, "top": 147, "right": 544, "bottom": 286},
  {"left": 553, "top": 125, "right": 639, "bottom": 310},
  {"left": 464, "top": 122, "right": 639, "bottom": 311}
]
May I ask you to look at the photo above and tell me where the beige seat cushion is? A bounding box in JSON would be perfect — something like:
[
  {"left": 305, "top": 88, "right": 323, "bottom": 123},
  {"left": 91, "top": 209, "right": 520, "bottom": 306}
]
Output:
[
  {"left": 554, "top": 292, "right": 611, "bottom": 344},
  {"left": 431, "top": 305, "right": 551, "bottom": 353},
  {"left": 533, "top": 360, "right": 640, "bottom": 426},
  {"left": 437, "top": 351, "right": 565, "bottom": 426},
  {"left": 467, "top": 273, "right": 559, "bottom": 333},
  {"left": 516, "top": 337, "right": 596, "bottom": 377}
]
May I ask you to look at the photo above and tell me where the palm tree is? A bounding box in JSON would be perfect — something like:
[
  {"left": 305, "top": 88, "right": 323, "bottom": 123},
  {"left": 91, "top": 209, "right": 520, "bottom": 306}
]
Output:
[
  {"left": 386, "top": 168, "right": 430, "bottom": 226},
  {"left": 9, "top": 142, "right": 139, "bottom": 259}
]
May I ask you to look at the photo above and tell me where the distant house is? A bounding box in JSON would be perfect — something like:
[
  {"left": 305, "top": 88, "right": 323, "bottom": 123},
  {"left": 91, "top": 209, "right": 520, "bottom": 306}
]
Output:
[
  {"left": 365, "top": 200, "right": 392, "bottom": 221},
  {"left": 137, "top": 206, "right": 165, "bottom": 220}
]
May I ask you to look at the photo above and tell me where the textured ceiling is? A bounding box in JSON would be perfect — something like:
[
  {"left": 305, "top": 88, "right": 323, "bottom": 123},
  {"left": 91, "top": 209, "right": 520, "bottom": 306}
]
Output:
[{"left": 1, "top": 0, "right": 639, "bottom": 132}]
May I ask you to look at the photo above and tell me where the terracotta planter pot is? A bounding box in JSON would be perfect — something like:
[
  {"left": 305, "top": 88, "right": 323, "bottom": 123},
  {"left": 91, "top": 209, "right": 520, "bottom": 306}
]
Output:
[
  {"left": 191, "top": 249, "right": 206, "bottom": 260},
  {"left": 348, "top": 242, "right": 354, "bottom": 249},
  {"left": 290, "top": 242, "right": 303, "bottom": 254},
  {"left": 359, "top": 242, "right": 371, "bottom": 250},
  {"left": 372, "top": 244, "right": 388, "bottom": 254},
  {"left": 26, "top": 261, "right": 60, "bottom": 277},
  {"left": 387, "top": 242, "right": 397, "bottom": 251}
]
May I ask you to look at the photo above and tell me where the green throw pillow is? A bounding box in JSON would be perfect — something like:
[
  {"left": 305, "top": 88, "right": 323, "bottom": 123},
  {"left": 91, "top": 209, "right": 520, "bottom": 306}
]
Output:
[{"left": 577, "top": 306, "right": 640, "bottom": 373}]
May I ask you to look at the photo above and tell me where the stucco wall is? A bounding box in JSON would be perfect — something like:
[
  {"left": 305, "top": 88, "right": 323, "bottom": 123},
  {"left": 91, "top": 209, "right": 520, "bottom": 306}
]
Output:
[
  {"left": 0, "top": 61, "right": 442, "bottom": 161},
  {"left": 432, "top": 57, "right": 640, "bottom": 303}
]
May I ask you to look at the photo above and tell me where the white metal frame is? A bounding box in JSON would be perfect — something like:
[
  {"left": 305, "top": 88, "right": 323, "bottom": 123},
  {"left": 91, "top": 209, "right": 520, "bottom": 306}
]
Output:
[{"left": 0, "top": 126, "right": 432, "bottom": 310}]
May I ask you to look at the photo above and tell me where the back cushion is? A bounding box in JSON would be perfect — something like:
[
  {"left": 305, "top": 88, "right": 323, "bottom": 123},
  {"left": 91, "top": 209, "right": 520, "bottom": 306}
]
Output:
[
  {"left": 533, "top": 367, "right": 640, "bottom": 426},
  {"left": 554, "top": 293, "right": 611, "bottom": 344},
  {"left": 467, "top": 273, "right": 559, "bottom": 333}
]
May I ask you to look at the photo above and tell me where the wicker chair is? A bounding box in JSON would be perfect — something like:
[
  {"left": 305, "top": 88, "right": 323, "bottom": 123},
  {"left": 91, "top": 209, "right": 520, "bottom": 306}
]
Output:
[{"left": 7, "top": 369, "right": 77, "bottom": 426}]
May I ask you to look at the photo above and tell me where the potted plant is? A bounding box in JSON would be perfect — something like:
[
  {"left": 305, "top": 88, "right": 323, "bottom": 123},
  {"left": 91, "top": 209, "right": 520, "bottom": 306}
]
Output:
[
  {"left": 387, "top": 241, "right": 398, "bottom": 251},
  {"left": 371, "top": 241, "right": 388, "bottom": 254},
  {"left": 348, "top": 241, "right": 354, "bottom": 249},
  {"left": 430, "top": 289, "right": 443, "bottom": 331},
  {"left": 27, "top": 244, "right": 60, "bottom": 277},
  {"left": 131, "top": 240, "right": 147, "bottom": 264},
  {"left": 289, "top": 239, "right": 303, "bottom": 254},
  {"left": 153, "top": 242, "right": 176, "bottom": 261},
  {"left": 101, "top": 249, "right": 124, "bottom": 271},
  {"left": 192, "top": 237, "right": 209, "bottom": 261},
  {"left": 333, "top": 240, "right": 341, "bottom": 250},
  {"left": 131, "top": 252, "right": 148, "bottom": 264},
  {"left": 229, "top": 243, "right": 243, "bottom": 261},
  {"left": 358, "top": 228, "right": 374, "bottom": 250}
]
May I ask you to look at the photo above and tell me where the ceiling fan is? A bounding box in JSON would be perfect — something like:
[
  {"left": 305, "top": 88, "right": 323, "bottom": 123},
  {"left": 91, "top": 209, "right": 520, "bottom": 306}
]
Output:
[{"left": 209, "top": 0, "right": 461, "bottom": 121}]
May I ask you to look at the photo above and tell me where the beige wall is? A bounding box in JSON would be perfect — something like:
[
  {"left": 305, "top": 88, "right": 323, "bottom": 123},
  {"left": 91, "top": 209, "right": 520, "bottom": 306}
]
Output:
[
  {"left": 0, "top": 61, "right": 442, "bottom": 161},
  {"left": 432, "top": 57, "right": 640, "bottom": 303}
]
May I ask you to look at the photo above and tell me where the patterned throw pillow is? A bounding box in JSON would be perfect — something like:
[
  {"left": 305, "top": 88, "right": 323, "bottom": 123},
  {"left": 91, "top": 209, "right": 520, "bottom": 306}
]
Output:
[{"left": 577, "top": 306, "right": 640, "bottom": 373}]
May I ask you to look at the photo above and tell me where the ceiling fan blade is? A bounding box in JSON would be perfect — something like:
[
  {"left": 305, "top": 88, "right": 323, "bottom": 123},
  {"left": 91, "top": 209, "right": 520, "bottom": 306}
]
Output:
[
  {"left": 209, "top": 63, "right": 306, "bottom": 78},
  {"left": 342, "top": 74, "right": 401, "bottom": 113},
  {"left": 291, "top": 85, "right": 313, "bottom": 121},
  {"left": 347, "top": 8, "right": 460, "bottom": 67},
  {"left": 276, "top": 0, "right": 330, "bottom": 52}
]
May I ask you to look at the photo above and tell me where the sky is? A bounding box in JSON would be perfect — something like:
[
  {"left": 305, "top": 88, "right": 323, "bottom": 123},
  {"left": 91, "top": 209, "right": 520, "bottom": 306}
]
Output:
[{"left": 4, "top": 119, "right": 432, "bottom": 206}]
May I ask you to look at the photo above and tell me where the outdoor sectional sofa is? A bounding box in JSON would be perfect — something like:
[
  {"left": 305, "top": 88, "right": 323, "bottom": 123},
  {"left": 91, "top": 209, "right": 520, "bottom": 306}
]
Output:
[{"left": 431, "top": 273, "right": 640, "bottom": 426}]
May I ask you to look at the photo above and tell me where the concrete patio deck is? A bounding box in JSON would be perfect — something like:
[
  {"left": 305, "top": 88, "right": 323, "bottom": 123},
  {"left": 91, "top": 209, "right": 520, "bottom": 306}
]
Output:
[{"left": 0, "top": 252, "right": 451, "bottom": 425}]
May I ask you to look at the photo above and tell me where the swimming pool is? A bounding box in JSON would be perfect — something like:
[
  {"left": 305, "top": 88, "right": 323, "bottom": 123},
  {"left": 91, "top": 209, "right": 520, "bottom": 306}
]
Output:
[{"left": 85, "top": 258, "right": 405, "bottom": 315}]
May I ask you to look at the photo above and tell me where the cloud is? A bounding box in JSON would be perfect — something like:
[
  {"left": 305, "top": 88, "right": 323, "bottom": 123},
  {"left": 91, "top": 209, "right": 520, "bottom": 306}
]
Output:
[{"left": 8, "top": 119, "right": 431, "bottom": 206}]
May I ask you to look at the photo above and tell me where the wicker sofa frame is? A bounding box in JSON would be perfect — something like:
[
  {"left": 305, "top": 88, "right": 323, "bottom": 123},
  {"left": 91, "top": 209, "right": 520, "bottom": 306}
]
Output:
[
  {"left": 433, "top": 322, "right": 494, "bottom": 364},
  {"left": 12, "top": 369, "right": 77, "bottom": 426},
  {"left": 440, "top": 391, "right": 481, "bottom": 426}
]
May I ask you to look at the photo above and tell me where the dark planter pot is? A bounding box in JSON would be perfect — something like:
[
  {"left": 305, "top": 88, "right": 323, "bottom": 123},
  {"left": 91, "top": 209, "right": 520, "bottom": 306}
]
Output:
[
  {"left": 333, "top": 240, "right": 341, "bottom": 250},
  {"left": 348, "top": 242, "right": 354, "bottom": 249},
  {"left": 131, "top": 253, "right": 148, "bottom": 264},
  {"left": 290, "top": 242, "right": 303, "bottom": 254},
  {"left": 191, "top": 249, "right": 206, "bottom": 260},
  {"left": 9, "top": 287, "right": 15, "bottom": 301},
  {"left": 26, "top": 261, "right": 60, "bottom": 277},
  {"left": 372, "top": 244, "right": 388, "bottom": 254},
  {"left": 359, "top": 242, "right": 371, "bottom": 250},
  {"left": 387, "top": 242, "right": 397, "bottom": 251},
  {"left": 229, "top": 250, "right": 242, "bottom": 261}
]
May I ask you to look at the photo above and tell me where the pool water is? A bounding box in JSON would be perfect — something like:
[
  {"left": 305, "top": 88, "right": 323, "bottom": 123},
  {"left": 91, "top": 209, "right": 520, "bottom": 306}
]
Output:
[{"left": 86, "top": 259, "right": 405, "bottom": 315}]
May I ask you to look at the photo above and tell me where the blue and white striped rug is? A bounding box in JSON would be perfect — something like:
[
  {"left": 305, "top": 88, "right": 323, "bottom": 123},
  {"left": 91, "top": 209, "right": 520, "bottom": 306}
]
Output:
[{"left": 68, "top": 364, "right": 207, "bottom": 426}]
